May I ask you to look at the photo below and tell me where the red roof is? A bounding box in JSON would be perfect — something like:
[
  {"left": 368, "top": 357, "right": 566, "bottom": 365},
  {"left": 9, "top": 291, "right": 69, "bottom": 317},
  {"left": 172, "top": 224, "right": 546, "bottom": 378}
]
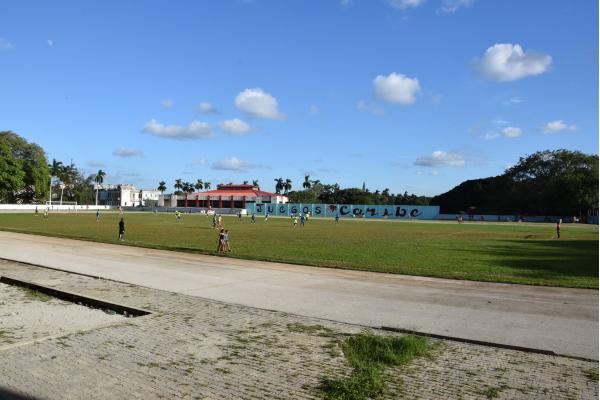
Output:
[{"left": 196, "top": 187, "right": 284, "bottom": 198}]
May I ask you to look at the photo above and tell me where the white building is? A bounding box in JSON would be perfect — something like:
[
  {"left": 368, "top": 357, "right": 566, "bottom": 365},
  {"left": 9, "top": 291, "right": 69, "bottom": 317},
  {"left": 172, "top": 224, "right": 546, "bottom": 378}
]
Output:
[{"left": 98, "top": 184, "right": 161, "bottom": 207}]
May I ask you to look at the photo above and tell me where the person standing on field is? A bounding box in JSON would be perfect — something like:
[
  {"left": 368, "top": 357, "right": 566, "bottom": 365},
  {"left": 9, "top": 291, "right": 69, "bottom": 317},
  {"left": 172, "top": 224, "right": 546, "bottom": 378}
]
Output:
[
  {"left": 118, "top": 217, "right": 125, "bottom": 241},
  {"left": 96, "top": 210, "right": 100, "bottom": 222},
  {"left": 251, "top": 213, "right": 256, "bottom": 223},
  {"left": 556, "top": 218, "right": 561, "bottom": 239}
]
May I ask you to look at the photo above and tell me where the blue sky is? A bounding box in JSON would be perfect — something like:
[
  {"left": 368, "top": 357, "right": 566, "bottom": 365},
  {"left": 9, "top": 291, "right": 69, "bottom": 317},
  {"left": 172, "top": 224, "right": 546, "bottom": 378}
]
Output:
[{"left": 1, "top": 0, "right": 597, "bottom": 196}]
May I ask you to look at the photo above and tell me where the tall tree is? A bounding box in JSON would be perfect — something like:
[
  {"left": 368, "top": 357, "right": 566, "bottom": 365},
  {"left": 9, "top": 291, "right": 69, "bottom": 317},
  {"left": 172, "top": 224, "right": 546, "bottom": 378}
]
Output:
[
  {"left": 302, "top": 175, "right": 311, "bottom": 190},
  {"left": 274, "top": 177, "right": 284, "bottom": 194},
  {"left": 94, "top": 169, "right": 106, "bottom": 205},
  {"left": 0, "top": 131, "right": 49, "bottom": 203},
  {"left": 252, "top": 179, "right": 259, "bottom": 188},
  {"left": 157, "top": 181, "right": 167, "bottom": 193},
  {"left": 204, "top": 181, "right": 211, "bottom": 190},
  {"left": 284, "top": 178, "right": 292, "bottom": 194},
  {"left": 195, "top": 179, "right": 203, "bottom": 191},
  {"left": 174, "top": 179, "right": 183, "bottom": 194}
]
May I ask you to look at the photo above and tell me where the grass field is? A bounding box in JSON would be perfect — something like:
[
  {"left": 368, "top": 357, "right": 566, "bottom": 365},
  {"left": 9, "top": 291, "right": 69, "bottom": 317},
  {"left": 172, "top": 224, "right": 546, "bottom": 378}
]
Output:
[{"left": 0, "top": 212, "right": 597, "bottom": 288}]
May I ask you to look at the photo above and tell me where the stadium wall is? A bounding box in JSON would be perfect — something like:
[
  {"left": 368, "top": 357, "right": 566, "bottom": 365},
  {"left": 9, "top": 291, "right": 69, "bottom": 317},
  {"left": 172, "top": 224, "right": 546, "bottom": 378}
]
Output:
[
  {"left": 0, "top": 204, "right": 111, "bottom": 212},
  {"left": 248, "top": 203, "right": 440, "bottom": 219}
]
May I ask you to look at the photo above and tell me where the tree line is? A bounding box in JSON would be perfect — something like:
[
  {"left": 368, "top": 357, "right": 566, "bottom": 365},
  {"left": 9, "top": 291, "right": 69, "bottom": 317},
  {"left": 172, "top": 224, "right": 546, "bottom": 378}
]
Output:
[{"left": 430, "top": 149, "right": 599, "bottom": 216}]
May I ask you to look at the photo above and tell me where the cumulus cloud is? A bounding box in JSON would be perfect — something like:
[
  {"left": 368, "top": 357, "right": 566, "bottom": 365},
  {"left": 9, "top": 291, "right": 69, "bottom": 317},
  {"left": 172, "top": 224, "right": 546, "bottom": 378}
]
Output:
[
  {"left": 373, "top": 73, "right": 421, "bottom": 105},
  {"left": 502, "top": 126, "right": 522, "bottom": 138},
  {"left": 219, "top": 118, "right": 251, "bottom": 135},
  {"left": 142, "top": 119, "right": 213, "bottom": 140},
  {"left": 474, "top": 43, "right": 552, "bottom": 82},
  {"left": 414, "top": 151, "right": 465, "bottom": 167},
  {"left": 197, "top": 102, "right": 219, "bottom": 114},
  {"left": 113, "top": 147, "right": 144, "bottom": 158},
  {"left": 542, "top": 120, "right": 576, "bottom": 133},
  {"left": 0, "top": 38, "right": 13, "bottom": 49},
  {"left": 356, "top": 99, "right": 384, "bottom": 116},
  {"left": 389, "top": 0, "right": 425, "bottom": 9},
  {"left": 235, "top": 88, "right": 284, "bottom": 119},
  {"left": 211, "top": 157, "right": 266, "bottom": 172},
  {"left": 440, "top": 0, "right": 473, "bottom": 13},
  {"left": 161, "top": 99, "right": 173, "bottom": 108}
]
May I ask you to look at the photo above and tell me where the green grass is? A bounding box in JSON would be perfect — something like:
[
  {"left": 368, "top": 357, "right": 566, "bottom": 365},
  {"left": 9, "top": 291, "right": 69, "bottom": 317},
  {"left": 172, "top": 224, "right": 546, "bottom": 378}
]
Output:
[
  {"left": 320, "top": 333, "right": 429, "bottom": 400},
  {"left": 0, "top": 212, "right": 597, "bottom": 288}
]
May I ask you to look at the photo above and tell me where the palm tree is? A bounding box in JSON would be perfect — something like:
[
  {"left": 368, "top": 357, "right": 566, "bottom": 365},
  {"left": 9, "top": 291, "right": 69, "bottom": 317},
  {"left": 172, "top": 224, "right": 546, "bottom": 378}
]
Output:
[
  {"left": 94, "top": 169, "right": 106, "bottom": 205},
  {"left": 274, "top": 178, "right": 284, "bottom": 194},
  {"left": 48, "top": 159, "right": 63, "bottom": 203},
  {"left": 185, "top": 182, "right": 195, "bottom": 193},
  {"left": 204, "top": 181, "right": 211, "bottom": 190},
  {"left": 284, "top": 178, "right": 292, "bottom": 194},
  {"left": 157, "top": 181, "right": 167, "bottom": 193},
  {"left": 174, "top": 179, "right": 183, "bottom": 194},
  {"left": 195, "top": 179, "right": 203, "bottom": 191},
  {"left": 302, "top": 175, "right": 311, "bottom": 190},
  {"left": 59, "top": 163, "right": 76, "bottom": 205},
  {"left": 252, "top": 179, "right": 259, "bottom": 188},
  {"left": 243, "top": 180, "right": 249, "bottom": 185},
  {"left": 311, "top": 179, "right": 321, "bottom": 187}
]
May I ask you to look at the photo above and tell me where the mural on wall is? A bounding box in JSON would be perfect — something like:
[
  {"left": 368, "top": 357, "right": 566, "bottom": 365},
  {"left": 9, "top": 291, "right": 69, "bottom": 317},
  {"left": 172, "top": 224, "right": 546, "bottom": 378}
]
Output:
[{"left": 248, "top": 203, "right": 440, "bottom": 220}]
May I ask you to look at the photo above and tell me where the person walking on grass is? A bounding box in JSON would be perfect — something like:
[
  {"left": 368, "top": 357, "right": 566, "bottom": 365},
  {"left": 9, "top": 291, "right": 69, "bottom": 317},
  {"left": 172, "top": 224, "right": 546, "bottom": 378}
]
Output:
[
  {"left": 96, "top": 210, "right": 101, "bottom": 222},
  {"left": 293, "top": 215, "right": 298, "bottom": 227},
  {"left": 251, "top": 213, "right": 256, "bottom": 224},
  {"left": 224, "top": 230, "right": 231, "bottom": 252},
  {"left": 300, "top": 214, "right": 305, "bottom": 227},
  {"left": 217, "top": 228, "right": 225, "bottom": 252},
  {"left": 264, "top": 213, "right": 269, "bottom": 222},
  {"left": 118, "top": 217, "right": 125, "bottom": 241},
  {"left": 335, "top": 213, "right": 340, "bottom": 224}
]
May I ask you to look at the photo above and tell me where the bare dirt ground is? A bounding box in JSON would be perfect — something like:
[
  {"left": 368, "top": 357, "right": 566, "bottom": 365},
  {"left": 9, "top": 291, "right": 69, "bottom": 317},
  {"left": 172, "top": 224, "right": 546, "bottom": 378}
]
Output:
[{"left": 0, "top": 259, "right": 597, "bottom": 400}]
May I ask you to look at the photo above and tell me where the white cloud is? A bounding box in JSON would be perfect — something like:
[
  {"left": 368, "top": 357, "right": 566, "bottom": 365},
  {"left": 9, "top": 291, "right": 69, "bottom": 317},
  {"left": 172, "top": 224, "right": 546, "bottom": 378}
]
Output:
[
  {"left": 414, "top": 151, "right": 465, "bottom": 167},
  {"left": 542, "top": 120, "right": 576, "bottom": 133},
  {"left": 474, "top": 44, "right": 552, "bottom": 82},
  {"left": 440, "top": 0, "right": 473, "bottom": 13},
  {"left": 0, "top": 38, "right": 13, "bottom": 49},
  {"left": 211, "top": 157, "right": 266, "bottom": 172},
  {"left": 113, "top": 147, "right": 144, "bottom": 158},
  {"left": 235, "top": 88, "right": 284, "bottom": 119},
  {"left": 197, "top": 102, "right": 219, "bottom": 114},
  {"left": 483, "top": 132, "right": 500, "bottom": 140},
  {"left": 373, "top": 73, "right": 421, "bottom": 105},
  {"left": 161, "top": 99, "right": 173, "bottom": 108},
  {"left": 502, "top": 126, "right": 522, "bottom": 138},
  {"left": 47, "top": 39, "right": 54, "bottom": 47},
  {"left": 219, "top": 118, "right": 251, "bottom": 135},
  {"left": 503, "top": 97, "right": 524, "bottom": 105},
  {"left": 356, "top": 100, "right": 384, "bottom": 116},
  {"left": 493, "top": 119, "right": 509, "bottom": 125},
  {"left": 390, "top": 0, "right": 426, "bottom": 9},
  {"left": 309, "top": 105, "right": 320, "bottom": 115},
  {"left": 142, "top": 119, "right": 213, "bottom": 140}
]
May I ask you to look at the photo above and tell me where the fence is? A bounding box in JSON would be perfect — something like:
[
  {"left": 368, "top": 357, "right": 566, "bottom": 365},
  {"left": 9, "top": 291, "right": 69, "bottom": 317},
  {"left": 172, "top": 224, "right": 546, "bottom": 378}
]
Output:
[{"left": 247, "top": 203, "right": 440, "bottom": 219}]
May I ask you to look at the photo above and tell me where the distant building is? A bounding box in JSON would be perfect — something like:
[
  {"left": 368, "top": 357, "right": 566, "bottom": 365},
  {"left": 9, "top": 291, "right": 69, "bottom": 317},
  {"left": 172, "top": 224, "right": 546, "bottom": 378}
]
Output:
[
  {"left": 98, "top": 184, "right": 161, "bottom": 207},
  {"left": 159, "top": 184, "right": 287, "bottom": 209}
]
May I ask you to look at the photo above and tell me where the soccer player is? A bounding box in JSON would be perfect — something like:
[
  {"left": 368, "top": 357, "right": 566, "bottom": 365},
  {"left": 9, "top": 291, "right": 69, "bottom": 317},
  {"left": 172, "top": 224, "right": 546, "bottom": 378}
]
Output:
[
  {"left": 35, "top": 206, "right": 39, "bottom": 216},
  {"left": 118, "top": 217, "right": 125, "bottom": 241},
  {"left": 217, "top": 229, "right": 225, "bottom": 252},
  {"left": 43, "top": 207, "right": 48, "bottom": 218},
  {"left": 251, "top": 213, "right": 256, "bottom": 223},
  {"left": 293, "top": 216, "right": 298, "bottom": 227},
  {"left": 212, "top": 213, "right": 217, "bottom": 229},
  {"left": 265, "top": 213, "right": 269, "bottom": 222},
  {"left": 217, "top": 214, "right": 223, "bottom": 229},
  {"left": 300, "top": 214, "right": 305, "bottom": 227},
  {"left": 96, "top": 210, "right": 100, "bottom": 222},
  {"left": 335, "top": 213, "right": 339, "bottom": 224},
  {"left": 556, "top": 219, "right": 561, "bottom": 239},
  {"left": 224, "top": 230, "right": 231, "bottom": 252}
]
